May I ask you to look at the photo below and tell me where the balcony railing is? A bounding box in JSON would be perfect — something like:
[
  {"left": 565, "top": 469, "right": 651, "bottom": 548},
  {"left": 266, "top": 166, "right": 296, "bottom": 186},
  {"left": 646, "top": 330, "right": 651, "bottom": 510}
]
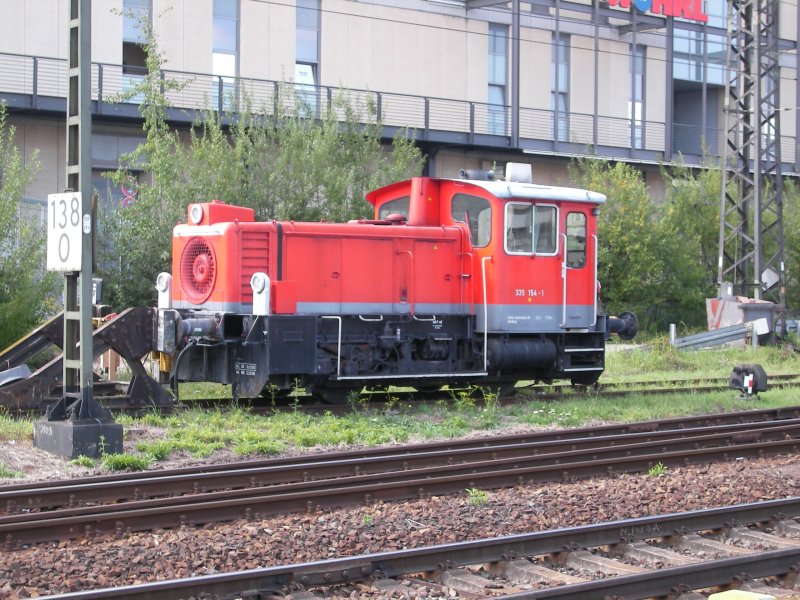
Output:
[{"left": 0, "top": 51, "right": 796, "bottom": 169}]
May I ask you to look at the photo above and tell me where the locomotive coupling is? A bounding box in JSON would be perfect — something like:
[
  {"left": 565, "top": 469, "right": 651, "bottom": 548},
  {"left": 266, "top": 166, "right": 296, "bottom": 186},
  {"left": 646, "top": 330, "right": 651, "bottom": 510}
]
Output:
[
  {"left": 178, "top": 317, "right": 219, "bottom": 339},
  {"left": 156, "top": 309, "right": 220, "bottom": 355},
  {"left": 606, "top": 311, "right": 638, "bottom": 341}
]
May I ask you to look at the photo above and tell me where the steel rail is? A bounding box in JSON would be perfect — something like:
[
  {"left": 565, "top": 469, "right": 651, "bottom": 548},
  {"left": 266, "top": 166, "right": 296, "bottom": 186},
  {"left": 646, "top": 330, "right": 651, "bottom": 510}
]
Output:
[
  {"left": 504, "top": 549, "right": 800, "bottom": 599},
  {"left": 34, "top": 496, "right": 800, "bottom": 599},
  {"left": 17, "top": 373, "right": 800, "bottom": 416},
  {"left": 3, "top": 424, "right": 800, "bottom": 547},
  {"left": 5, "top": 403, "right": 800, "bottom": 498},
  {"left": 7, "top": 417, "right": 800, "bottom": 513}
]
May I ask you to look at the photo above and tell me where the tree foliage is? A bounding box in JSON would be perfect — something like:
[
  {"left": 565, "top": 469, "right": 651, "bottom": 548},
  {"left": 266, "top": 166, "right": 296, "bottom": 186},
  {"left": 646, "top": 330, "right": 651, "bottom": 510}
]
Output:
[
  {"left": 99, "top": 19, "right": 424, "bottom": 310},
  {"left": 0, "top": 102, "right": 60, "bottom": 349},
  {"left": 782, "top": 180, "right": 800, "bottom": 312},
  {"left": 569, "top": 157, "right": 721, "bottom": 331}
]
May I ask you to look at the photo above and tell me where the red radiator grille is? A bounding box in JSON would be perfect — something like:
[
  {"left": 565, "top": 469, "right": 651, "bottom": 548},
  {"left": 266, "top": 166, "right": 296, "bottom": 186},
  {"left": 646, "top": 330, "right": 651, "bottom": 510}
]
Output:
[
  {"left": 240, "top": 230, "right": 270, "bottom": 301},
  {"left": 180, "top": 237, "right": 217, "bottom": 304}
]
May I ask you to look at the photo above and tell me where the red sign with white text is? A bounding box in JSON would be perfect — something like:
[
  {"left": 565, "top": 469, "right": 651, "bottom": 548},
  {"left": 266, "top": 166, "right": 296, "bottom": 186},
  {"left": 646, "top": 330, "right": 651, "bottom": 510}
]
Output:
[{"left": 608, "top": 0, "right": 708, "bottom": 23}]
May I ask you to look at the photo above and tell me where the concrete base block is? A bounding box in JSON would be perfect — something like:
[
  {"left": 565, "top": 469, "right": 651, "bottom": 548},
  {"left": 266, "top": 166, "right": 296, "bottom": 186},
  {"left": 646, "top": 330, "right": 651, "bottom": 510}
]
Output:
[{"left": 33, "top": 419, "right": 123, "bottom": 459}]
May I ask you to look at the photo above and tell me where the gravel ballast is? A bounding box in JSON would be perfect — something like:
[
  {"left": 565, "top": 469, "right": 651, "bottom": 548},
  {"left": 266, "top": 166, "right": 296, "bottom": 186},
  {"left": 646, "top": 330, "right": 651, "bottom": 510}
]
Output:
[{"left": 1, "top": 453, "right": 799, "bottom": 598}]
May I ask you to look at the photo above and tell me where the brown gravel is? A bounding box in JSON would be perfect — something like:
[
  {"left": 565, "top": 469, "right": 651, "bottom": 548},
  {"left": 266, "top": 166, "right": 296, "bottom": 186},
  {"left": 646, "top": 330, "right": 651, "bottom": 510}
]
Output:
[{"left": 1, "top": 451, "right": 799, "bottom": 598}]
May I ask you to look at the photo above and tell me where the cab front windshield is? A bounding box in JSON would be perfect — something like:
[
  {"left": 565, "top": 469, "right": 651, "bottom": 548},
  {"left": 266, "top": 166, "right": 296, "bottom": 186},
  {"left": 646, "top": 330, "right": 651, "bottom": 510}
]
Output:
[{"left": 504, "top": 202, "right": 557, "bottom": 255}]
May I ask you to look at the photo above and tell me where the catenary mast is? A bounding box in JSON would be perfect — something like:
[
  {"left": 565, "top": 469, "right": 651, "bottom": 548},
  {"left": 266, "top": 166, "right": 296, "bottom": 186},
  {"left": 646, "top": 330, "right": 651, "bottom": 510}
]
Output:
[{"left": 717, "top": 0, "right": 783, "bottom": 304}]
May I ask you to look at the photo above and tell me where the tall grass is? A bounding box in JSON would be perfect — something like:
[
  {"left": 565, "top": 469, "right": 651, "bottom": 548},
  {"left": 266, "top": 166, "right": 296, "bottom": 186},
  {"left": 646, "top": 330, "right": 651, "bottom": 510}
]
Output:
[{"left": 5, "top": 338, "right": 799, "bottom": 471}]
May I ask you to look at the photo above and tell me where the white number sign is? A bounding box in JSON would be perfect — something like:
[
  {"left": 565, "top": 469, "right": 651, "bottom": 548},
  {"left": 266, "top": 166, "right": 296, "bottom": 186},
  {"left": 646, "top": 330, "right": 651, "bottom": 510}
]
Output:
[{"left": 46, "top": 192, "right": 83, "bottom": 272}]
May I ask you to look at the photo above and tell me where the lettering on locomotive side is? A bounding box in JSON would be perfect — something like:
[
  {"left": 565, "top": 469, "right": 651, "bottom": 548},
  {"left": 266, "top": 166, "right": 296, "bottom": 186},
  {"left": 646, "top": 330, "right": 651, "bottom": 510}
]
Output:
[
  {"left": 432, "top": 318, "right": 443, "bottom": 330},
  {"left": 507, "top": 315, "right": 532, "bottom": 324},
  {"left": 515, "top": 289, "right": 546, "bottom": 297},
  {"left": 235, "top": 362, "right": 257, "bottom": 376}
]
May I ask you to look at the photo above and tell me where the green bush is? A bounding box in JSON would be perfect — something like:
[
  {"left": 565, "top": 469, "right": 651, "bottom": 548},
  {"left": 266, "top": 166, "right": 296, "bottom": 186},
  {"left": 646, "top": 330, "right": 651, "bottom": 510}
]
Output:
[
  {"left": 97, "top": 16, "right": 423, "bottom": 310},
  {"left": 71, "top": 455, "right": 96, "bottom": 468},
  {"left": 136, "top": 440, "right": 173, "bottom": 461},
  {"left": 0, "top": 102, "right": 60, "bottom": 348},
  {"left": 569, "top": 157, "right": 720, "bottom": 331},
  {"left": 101, "top": 453, "right": 151, "bottom": 471}
]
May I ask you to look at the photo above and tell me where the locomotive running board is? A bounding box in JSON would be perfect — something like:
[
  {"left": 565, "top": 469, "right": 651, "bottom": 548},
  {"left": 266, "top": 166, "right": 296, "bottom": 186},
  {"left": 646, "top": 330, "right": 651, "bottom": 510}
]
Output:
[
  {"left": 333, "top": 372, "right": 489, "bottom": 381},
  {"left": 0, "top": 307, "right": 175, "bottom": 414}
]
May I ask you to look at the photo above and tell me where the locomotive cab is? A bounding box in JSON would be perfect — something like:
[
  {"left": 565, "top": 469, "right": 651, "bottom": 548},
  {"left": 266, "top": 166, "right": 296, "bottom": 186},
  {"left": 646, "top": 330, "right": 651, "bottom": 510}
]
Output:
[
  {"left": 367, "top": 164, "right": 603, "bottom": 335},
  {"left": 366, "top": 163, "right": 617, "bottom": 385}
]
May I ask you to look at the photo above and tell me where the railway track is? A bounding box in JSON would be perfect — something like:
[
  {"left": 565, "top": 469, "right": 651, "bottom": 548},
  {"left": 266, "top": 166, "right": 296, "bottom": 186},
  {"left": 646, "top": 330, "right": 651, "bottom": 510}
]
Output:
[
  {"left": 5, "top": 409, "right": 800, "bottom": 548},
  {"left": 19, "top": 373, "right": 800, "bottom": 415},
  {"left": 37, "top": 497, "right": 800, "bottom": 599}
]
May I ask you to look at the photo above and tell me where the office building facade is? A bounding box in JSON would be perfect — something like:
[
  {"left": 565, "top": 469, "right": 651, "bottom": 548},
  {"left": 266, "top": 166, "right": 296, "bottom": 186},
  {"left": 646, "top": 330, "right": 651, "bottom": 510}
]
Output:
[{"left": 1, "top": 0, "right": 798, "bottom": 207}]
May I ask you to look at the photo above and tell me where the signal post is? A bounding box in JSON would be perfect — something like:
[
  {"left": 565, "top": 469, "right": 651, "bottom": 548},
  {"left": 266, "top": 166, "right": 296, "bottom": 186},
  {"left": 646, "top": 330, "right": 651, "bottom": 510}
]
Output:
[{"left": 33, "top": 0, "right": 122, "bottom": 459}]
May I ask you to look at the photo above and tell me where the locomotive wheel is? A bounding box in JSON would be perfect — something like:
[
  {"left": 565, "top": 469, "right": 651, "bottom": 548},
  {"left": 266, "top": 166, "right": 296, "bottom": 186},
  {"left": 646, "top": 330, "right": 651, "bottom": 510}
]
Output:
[
  {"left": 259, "top": 387, "right": 294, "bottom": 402},
  {"left": 491, "top": 382, "right": 517, "bottom": 398},
  {"left": 570, "top": 372, "right": 601, "bottom": 387},
  {"left": 414, "top": 384, "right": 442, "bottom": 394},
  {"left": 312, "top": 387, "right": 352, "bottom": 405}
]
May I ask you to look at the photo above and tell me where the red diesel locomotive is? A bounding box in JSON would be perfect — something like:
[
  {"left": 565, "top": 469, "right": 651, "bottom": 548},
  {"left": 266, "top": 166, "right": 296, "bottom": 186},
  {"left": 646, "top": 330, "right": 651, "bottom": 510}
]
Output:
[{"left": 153, "top": 163, "right": 636, "bottom": 402}]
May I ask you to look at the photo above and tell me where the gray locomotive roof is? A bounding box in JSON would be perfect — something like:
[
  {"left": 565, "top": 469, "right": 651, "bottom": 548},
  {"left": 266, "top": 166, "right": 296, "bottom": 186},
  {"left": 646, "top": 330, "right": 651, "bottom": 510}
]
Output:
[{"left": 456, "top": 178, "right": 607, "bottom": 204}]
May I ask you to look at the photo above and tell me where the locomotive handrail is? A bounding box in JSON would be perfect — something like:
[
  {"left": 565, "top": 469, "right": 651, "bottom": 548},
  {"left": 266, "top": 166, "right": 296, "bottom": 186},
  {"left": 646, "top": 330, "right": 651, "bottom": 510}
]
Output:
[
  {"left": 481, "top": 256, "right": 492, "bottom": 372},
  {"left": 321, "top": 316, "right": 343, "bottom": 377},
  {"left": 358, "top": 315, "right": 384, "bottom": 322},
  {"left": 592, "top": 234, "right": 599, "bottom": 327},
  {"left": 560, "top": 232, "right": 568, "bottom": 328},
  {"left": 457, "top": 251, "right": 474, "bottom": 315},
  {"left": 412, "top": 315, "right": 437, "bottom": 322},
  {"left": 396, "top": 250, "right": 414, "bottom": 315}
]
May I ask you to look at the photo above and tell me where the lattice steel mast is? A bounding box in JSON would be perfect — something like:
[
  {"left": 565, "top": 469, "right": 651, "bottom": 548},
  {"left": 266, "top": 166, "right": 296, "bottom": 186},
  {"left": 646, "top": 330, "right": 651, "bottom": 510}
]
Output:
[{"left": 718, "top": 0, "right": 784, "bottom": 304}]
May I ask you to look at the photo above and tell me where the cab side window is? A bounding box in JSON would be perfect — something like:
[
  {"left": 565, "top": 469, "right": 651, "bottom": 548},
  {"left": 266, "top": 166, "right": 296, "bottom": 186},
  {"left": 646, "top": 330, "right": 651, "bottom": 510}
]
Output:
[
  {"left": 566, "top": 212, "right": 587, "bottom": 268},
  {"left": 452, "top": 193, "right": 491, "bottom": 247},
  {"left": 378, "top": 196, "right": 410, "bottom": 219},
  {"left": 505, "top": 203, "right": 557, "bottom": 254}
]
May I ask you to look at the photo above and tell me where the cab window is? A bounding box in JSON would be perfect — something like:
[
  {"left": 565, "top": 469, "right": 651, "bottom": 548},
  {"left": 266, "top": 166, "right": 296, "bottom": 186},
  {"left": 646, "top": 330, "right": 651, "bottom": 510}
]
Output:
[
  {"left": 505, "top": 203, "right": 557, "bottom": 255},
  {"left": 452, "top": 193, "right": 491, "bottom": 247},
  {"left": 566, "top": 212, "right": 587, "bottom": 268},
  {"left": 378, "top": 196, "right": 410, "bottom": 219}
]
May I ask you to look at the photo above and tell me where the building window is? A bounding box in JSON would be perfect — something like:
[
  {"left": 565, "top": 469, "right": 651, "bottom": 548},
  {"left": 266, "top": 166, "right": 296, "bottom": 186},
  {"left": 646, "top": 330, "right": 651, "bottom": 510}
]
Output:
[
  {"left": 673, "top": 21, "right": 725, "bottom": 85},
  {"left": 213, "top": 0, "right": 238, "bottom": 110},
  {"left": 551, "top": 33, "right": 569, "bottom": 142},
  {"left": 122, "top": 0, "right": 150, "bottom": 99},
  {"left": 488, "top": 23, "right": 507, "bottom": 136},
  {"left": 629, "top": 45, "right": 645, "bottom": 149},
  {"left": 296, "top": 0, "right": 320, "bottom": 115}
]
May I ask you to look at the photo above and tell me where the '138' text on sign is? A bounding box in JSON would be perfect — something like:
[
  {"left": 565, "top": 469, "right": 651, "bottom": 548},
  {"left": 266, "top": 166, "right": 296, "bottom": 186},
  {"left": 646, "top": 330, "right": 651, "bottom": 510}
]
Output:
[{"left": 46, "top": 192, "right": 83, "bottom": 272}]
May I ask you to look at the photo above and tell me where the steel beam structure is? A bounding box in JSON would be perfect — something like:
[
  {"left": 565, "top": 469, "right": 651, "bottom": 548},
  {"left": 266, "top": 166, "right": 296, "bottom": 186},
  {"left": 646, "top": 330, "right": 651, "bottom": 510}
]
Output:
[
  {"left": 34, "top": 0, "right": 122, "bottom": 458},
  {"left": 718, "top": 0, "right": 784, "bottom": 304},
  {"left": 61, "top": 0, "right": 95, "bottom": 414}
]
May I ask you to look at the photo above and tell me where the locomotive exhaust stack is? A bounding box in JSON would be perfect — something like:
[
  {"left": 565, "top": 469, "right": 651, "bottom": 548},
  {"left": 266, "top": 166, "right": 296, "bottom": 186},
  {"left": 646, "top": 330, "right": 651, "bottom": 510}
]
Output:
[{"left": 152, "top": 163, "right": 636, "bottom": 402}]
